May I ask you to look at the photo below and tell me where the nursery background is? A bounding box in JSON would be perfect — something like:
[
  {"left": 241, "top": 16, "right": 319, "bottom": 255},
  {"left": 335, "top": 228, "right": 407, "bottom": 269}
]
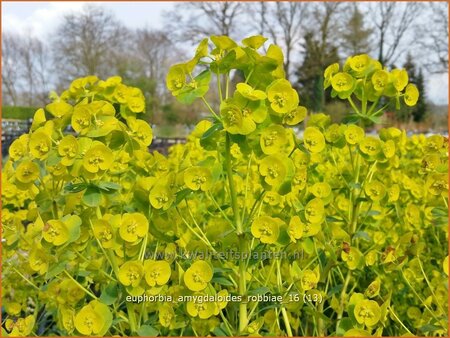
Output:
[{"left": 2, "top": 1, "right": 449, "bottom": 139}]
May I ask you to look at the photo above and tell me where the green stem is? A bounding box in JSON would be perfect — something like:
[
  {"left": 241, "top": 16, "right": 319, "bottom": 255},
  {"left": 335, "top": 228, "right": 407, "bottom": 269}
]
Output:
[
  {"left": 281, "top": 307, "right": 293, "bottom": 337},
  {"left": 225, "top": 132, "right": 248, "bottom": 333},
  {"left": 201, "top": 97, "right": 220, "bottom": 120},
  {"left": 336, "top": 270, "right": 351, "bottom": 332},
  {"left": 63, "top": 270, "right": 97, "bottom": 299},
  {"left": 225, "top": 133, "right": 242, "bottom": 234},
  {"left": 348, "top": 96, "right": 361, "bottom": 115},
  {"left": 126, "top": 302, "right": 138, "bottom": 334}
]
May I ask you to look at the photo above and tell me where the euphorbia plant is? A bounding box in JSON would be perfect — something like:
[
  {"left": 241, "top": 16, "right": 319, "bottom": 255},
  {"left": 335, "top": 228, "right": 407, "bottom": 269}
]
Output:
[{"left": 2, "top": 34, "right": 448, "bottom": 337}]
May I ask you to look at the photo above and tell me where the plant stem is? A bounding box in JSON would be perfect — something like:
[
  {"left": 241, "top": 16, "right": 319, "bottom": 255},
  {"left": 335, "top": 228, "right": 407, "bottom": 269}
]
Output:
[
  {"left": 225, "top": 133, "right": 242, "bottom": 234},
  {"left": 281, "top": 307, "right": 293, "bottom": 337},
  {"left": 201, "top": 97, "right": 220, "bottom": 120},
  {"left": 336, "top": 271, "right": 351, "bottom": 332},
  {"left": 63, "top": 270, "right": 97, "bottom": 299},
  {"left": 225, "top": 132, "right": 248, "bottom": 333}
]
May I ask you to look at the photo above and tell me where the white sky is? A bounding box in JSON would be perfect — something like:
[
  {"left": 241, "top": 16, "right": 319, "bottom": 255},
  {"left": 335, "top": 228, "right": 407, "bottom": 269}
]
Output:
[{"left": 2, "top": 1, "right": 448, "bottom": 105}]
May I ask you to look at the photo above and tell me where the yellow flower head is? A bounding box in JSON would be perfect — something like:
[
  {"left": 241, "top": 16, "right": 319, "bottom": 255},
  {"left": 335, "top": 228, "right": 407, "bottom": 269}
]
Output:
[
  {"left": 288, "top": 216, "right": 304, "bottom": 242},
  {"left": 344, "top": 124, "right": 365, "bottom": 145},
  {"left": 159, "top": 303, "right": 175, "bottom": 327},
  {"left": 303, "top": 127, "right": 326, "bottom": 153},
  {"left": 29, "top": 131, "right": 52, "bottom": 160},
  {"left": 324, "top": 63, "right": 339, "bottom": 89},
  {"left": 43, "top": 215, "right": 81, "bottom": 246},
  {"left": 118, "top": 260, "right": 144, "bottom": 287},
  {"left": 259, "top": 154, "right": 289, "bottom": 187},
  {"left": 382, "top": 139, "right": 396, "bottom": 158},
  {"left": 342, "top": 247, "right": 363, "bottom": 270},
  {"left": 74, "top": 300, "right": 112, "bottom": 336},
  {"left": 6, "top": 315, "right": 35, "bottom": 336},
  {"left": 46, "top": 100, "right": 73, "bottom": 118},
  {"left": 354, "top": 299, "right": 381, "bottom": 327},
  {"left": 166, "top": 64, "right": 186, "bottom": 93},
  {"left": 283, "top": 106, "right": 307, "bottom": 126},
  {"left": 144, "top": 260, "right": 172, "bottom": 287},
  {"left": 72, "top": 105, "right": 92, "bottom": 134},
  {"left": 305, "top": 198, "right": 325, "bottom": 224},
  {"left": 301, "top": 269, "right": 319, "bottom": 291},
  {"left": 128, "top": 118, "right": 153, "bottom": 146},
  {"left": 221, "top": 102, "right": 255, "bottom": 135},
  {"left": 260, "top": 125, "right": 288, "bottom": 155},
  {"left": 359, "top": 136, "right": 381, "bottom": 157},
  {"left": 83, "top": 142, "right": 113, "bottom": 173},
  {"left": 236, "top": 83, "right": 267, "bottom": 101},
  {"left": 404, "top": 83, "right": 419, "bottom": 106},
  {"left": 264, "top": 191, "right": 282, "bottom": 206},
  {"left": 30, "top": 248, "right": 49, "bottom": 275},
  {"left": 127, "top": 96, "right": 145, "bottom": 113},
  {"left": 16, "top": 160, "right": 39, "bottom": 184},
  {"left": 58, "top": 135, "right": 78, "bottom": 166},
  {"left": 251, "top": 215, "right": 283, "bottom": 244},
  {"left": 119, "top": 212, "right": 148, "bottom": 243},
  {"left": 310, "top": 182, "right": 331, "bottom": 198},
  {"left": 184, "top": 166, "right": 213, "bottom": 191},
  {"left": 92, "top": 219, "right": 115, "bottom": 248},
  {"left": 267, "top": 79, "right": 299, "bottom": 114},
  {"left": 348, "top": 54, "right": 370, "bottom": 74},
  {"left": 184, "top": 260, "right": 213, "bottom": 291},
  {"left": 391, "top": 68, "right": 409, "bottom": 91},
  {"left": 331, "top": 72, "right": 355, "bottom": 92},
  {"left": 364, "top": 181, "right": 386, "bottom": 202},
  {"left": 9, "top": 136, "right": 28, "bottom": 161},
  {"left": 371, "top": 70, "right": 390, "bottom": 92},
  {"left": 149, "top": 184, "right": 175, "bottom": 210},
  {"left": 186, "top": 292, "right": 216, "bottom": 319}
]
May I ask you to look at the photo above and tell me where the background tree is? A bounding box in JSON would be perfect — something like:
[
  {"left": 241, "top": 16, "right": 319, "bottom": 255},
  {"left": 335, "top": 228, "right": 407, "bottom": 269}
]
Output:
[
  {"left": 164, "top": 2, "right": 245, "bottom": 44},
  {"left": 417, "top": 2, "right": 448, "bottom": 74},
  {"left": 295, "top": 3, "right": 342, "bottom": 113},
  {"left": 53, "top": 5, "right": 129, "bottom": 86},
  {"left": 371, "top": 2, "right": 421, "bottom": 66},
  {"left": 2, "top": 32, "right": 20, "bottom": 106},
  {"left": 251, "top": 2, "right": 307, "bottom": 79},
  {"left": 340, "top": 3, "right": 373, "bottom": 56}
]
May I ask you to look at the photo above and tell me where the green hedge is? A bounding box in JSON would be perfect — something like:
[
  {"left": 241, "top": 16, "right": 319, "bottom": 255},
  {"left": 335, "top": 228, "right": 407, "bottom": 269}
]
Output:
[{"left": 2, "top": 106, "right": 37, "bottom": 120}]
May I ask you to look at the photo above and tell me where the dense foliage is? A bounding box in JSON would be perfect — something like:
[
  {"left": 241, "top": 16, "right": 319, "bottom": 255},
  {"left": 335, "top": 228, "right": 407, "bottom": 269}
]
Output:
[{"left": 2, "top": 35, "right": 448, "bottom": 337}]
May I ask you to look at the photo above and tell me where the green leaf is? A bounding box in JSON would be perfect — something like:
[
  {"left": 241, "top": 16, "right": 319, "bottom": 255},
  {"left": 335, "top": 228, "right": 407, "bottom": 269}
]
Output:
[
  {"left": 61, "top": 214, "right": 82, "bottom": 243},
  {"left": 353, "top": 231, "right": 371, "bottom": 241},
  {"left": 176, "top": 70, "right": 211, "bottom": 104},
  {"left": 248, "top": 287, "right": 270, "bottom": 296},
  {"left": 336, "top": 317, "right": 354, "bottom": 336},
  {"left": 211, "top": 276, "right": 234, "bottom": 286},
  {"left": 242, "top": 35, "right": 268, "bottom": 49},
  {"left": 175, "top": 189, "right": 192, "bottom": 205},
  {"left": 45, "top": 261, "right": 66, "bottom": 279},
  {"left": 46, "top": 151, "right": 61, "bottom": 166},
  {"left": 201, "top": 123, "right": 223, "bottom": 140},
  {"left": 98, "top": 181, "right": 121, "bottom": 192},
  {"left": 211, "top": 50, "right": 237, "bottom": 74},
  {"left": 82, "top": 185, "right": 102, "bottom": 207},
  {"left": 419, "top": 324, "right": 443, "bottom": 333},
  {"left": 100, "top": 282, "right": 119, "bottom": 305},
  {"left": 64, "top": 182, "right": 88, "bottom": 193},
  {"left": 213, "top": 325, "right": 229, "bottom": 337},
  {"left": 342, "top": 115, "right": 361, "bottom": 124},
  {"left": 35, "top": 191, "right": 52, "bottom": 212},
  {"left": 137, "top": 325, "right": 159, "bottom": 337}
]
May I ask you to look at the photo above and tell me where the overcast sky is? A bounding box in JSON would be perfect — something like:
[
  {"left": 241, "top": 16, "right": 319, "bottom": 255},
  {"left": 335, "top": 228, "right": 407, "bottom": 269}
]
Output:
[{"left": 2, "top": 1, "right": 448, "bottom": 105}]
